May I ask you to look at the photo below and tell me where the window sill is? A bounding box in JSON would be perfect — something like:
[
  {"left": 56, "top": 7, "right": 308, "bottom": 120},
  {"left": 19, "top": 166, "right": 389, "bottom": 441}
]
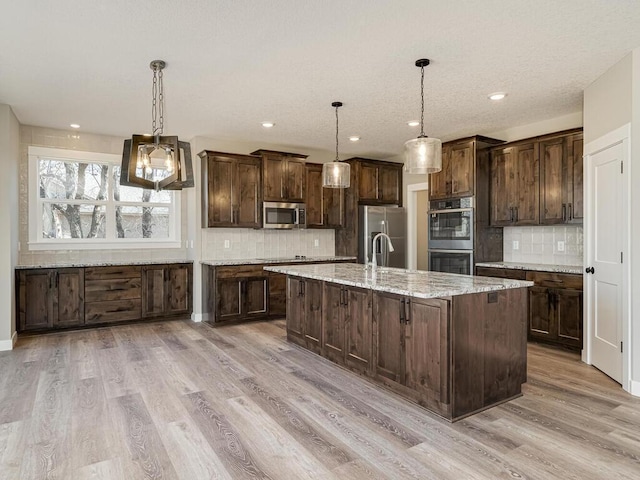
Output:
[{"left": 27, "top": 240, "right": 183, "bottom": 251}]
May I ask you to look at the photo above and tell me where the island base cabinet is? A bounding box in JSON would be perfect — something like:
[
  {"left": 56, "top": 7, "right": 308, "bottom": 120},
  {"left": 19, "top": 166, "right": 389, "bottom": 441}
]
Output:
[{"left": 286, "top": 277, "right": 322, "bottom": 353}]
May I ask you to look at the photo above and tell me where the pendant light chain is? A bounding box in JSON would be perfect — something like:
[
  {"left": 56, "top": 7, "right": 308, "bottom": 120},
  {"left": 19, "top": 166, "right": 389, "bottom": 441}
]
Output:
[
  {"left": 151, "top": 64, "right": 165, "bottom": 136},
  {"left": 335, "top": 104, "right": 340, "bottom": 162},
  {"left": 419, "top": 64, "right": 426, "bottom": 138}
]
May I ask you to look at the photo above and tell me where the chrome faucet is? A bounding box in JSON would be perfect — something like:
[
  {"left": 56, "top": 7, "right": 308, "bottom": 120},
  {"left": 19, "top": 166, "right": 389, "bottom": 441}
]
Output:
[{"left": 370, "top": 232, "right": 395, "bottom": 268}]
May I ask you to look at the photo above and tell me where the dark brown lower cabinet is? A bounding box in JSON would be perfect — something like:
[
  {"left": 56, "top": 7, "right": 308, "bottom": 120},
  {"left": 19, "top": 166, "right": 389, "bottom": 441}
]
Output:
[
  {"left": 286, "top": 277, "right": 322, "bottom": 354},
  {"left": 17, "top": 268, "right": 85, "bottom": 331},
  {"left": 17, "top": 263, "right": 192, "bottom": 333}
]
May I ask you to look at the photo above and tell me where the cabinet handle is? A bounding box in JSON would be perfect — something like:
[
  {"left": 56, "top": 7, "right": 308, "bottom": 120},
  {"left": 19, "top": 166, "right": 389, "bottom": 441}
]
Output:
[
  {"left": 562, "top": 204, "right": 566, "bottom": 222},
  {"left": 281, "top": 180, "right": 284, "bottom": 199},
  {"left": 568, "top": 203, "right": 572, "bottom": 220},
  {"left": 405, "top": 298, "right": 411, "bottom": 325},
  {"left": 509, "top": 207, "right": 514, "bottom": 222},
  {"left": 339, "top": 288, "right": 344, "bottom": 306},
  {"left": 399, "top": 298, "right": 406, "bottom": 324},
  {"left": 49, "top": 272, "right": 55, "bottom": 289},
  {"left": 515, "top": 207, "right": 519, "bottom": 222},
  {"left": 301, "top": 280, "right": 305, "bottom": 297},
  {"left": 344, "top": 288, "right": 349, "bottom": 307}
]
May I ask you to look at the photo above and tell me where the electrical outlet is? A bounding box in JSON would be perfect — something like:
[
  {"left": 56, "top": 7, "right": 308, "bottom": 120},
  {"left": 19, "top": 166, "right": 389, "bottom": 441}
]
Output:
[
  {"left": 314, "top": 239, "right": 319, "bottom": 247},
  {"left": 512, "top": 240, "right": 519, "bottom": 250},
  {"left": 557, "top": 241, "right": 565, "bottom": 252},
  {"left": 224, "top": 240, "right": 230, "bottom": 249}
]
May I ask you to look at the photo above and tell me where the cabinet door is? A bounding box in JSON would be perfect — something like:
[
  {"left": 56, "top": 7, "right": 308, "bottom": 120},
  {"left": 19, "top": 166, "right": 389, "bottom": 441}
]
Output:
[
  {"left": 323, "top": 282, "right": 345, "bottom": 364},
  {"left": 286, "top": 159, "right": 306, "bottom": 202},
  {"left": 303, "top": 280, "right": 323, "bottom": 354},
  {"left": 286, "top": 277, "right": 305, "bottom": 346},
  {"left": 539, "top": 137, "right": 566, "bottom": 224},
  {"left": 404, "top": 298, "right": 449, "bottom": 406},
  {"left": 263, "top": 155, "right": 285, "bottom": 201},
  {"left": 513, "top": 143, "right": 539, "bottom": 225},
  {"left": 378, "top": 165, "right": 402, "bottom": 204},
  {"left": 54, "top": 268, "right": 85, "bottom": 327},
  {"left": 566, "top": 134, "right": 584, "bottom": 222},
  {"left": 166, "top": 264, "right": 191, "bottom": 316},
  {"left": 142, "top": 265, "right": 167, "bottom": 318},
  {"left": 373, "top": 292, "right": 404, "bottom": 383},
  {"left": 244, "top": 277, "right": 268, "bottom": 316},
  {"left": 359, "top": 163, "right": 379, "bottom": 201},
  {"left": 555, "top": 288, "right": 582, "bottom": 348},
  {"left": 305, "top": 164, "right": 324, "bottom": 227},
  {"left": 429, "top": 145, "right": 451, "bottom": 200},
  {"left": 235, "top": 157, "right": 262, "bottom": 228},
  {"left": 344, "top": 287, "right": 373, "bottom": 375},
  {"left": 450, "top": 141, "right": 474, "bottom": 198},
  {"left": 490, "top": 147, "right": 514, "bottom": 226},
  {"left": 206, "top": 156, "right": 234, "bottom": 226},
  {"left": 18, "top": 270, "right": 53, "bottom": 331},
  {"left": 529, "top": 286, "right": 554, "bottom": 341},
  {"left": 217, "top": 278, "right": 243, "bottom": 321},
  {"left": 324, "top": 187, "right": 344, "bottom": 228},
  {"left": 268, "top": 272, "right": 287, "bottom": 317}
]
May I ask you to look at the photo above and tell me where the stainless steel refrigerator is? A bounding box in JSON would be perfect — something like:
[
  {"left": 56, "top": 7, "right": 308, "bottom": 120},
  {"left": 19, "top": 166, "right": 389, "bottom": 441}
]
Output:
[{"left": 358, "top": 206, "right": 406, "bottom": 268}]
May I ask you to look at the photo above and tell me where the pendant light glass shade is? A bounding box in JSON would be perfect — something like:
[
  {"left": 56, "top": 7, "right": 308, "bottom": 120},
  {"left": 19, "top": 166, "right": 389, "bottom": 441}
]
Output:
[
  {"left": 403, "top": 136, "right": 442, "bottom": 174},
  {"left": 404, "top": 58, "right": 442, "bottom": 174},
  {"left": 322, "top": 101, "right": 350, "bottom": 188},
  {"left": 322, "top": 161, "right": 350, "bottom": 188}
]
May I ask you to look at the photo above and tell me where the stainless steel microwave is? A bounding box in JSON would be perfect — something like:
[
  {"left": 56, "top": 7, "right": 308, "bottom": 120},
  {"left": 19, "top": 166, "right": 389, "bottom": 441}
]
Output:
[{"left": 263, "top": 202, "right": 307, "bottom": 229}]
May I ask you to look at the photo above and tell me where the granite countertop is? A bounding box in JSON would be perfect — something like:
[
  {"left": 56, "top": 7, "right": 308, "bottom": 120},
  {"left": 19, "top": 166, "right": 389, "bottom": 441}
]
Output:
[
  {"left": 201, "top": 256, "right": 356, "bottom": 266},
  {"left": 264, "top": 263, "right": 533, "bottom": 300},
  {"left": 475, "top": 262, "right": 583, "bottom": 275},
  {"left": 16, "top": 259, "right": 193, "bottom": 269}
]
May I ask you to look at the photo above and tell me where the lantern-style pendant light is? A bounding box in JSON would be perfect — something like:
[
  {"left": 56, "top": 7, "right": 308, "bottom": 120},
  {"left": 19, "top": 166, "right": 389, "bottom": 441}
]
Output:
[
  {"left": 322, "top": 101, "right": 351, "bottom": 188},
  {"left": 404, "top": 59, "right": 442, "bottom": 174},
  {"left": 121, "top": 60, "right": 194, "bottom": 191}
]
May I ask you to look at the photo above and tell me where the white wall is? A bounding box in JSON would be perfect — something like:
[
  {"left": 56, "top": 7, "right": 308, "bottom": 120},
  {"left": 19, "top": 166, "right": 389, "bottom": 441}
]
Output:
[
  {"left": 0, "top": 105, "right": 20, "bottom": 349},
  {"left": 583, "top": 51, "right": 638, "bottom": 393}
]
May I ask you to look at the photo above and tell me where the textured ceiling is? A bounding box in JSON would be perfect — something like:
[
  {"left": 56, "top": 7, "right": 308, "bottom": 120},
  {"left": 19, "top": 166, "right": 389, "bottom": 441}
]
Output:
[{"left": 2, "top": 0, "right": 640, "bottom": 159}]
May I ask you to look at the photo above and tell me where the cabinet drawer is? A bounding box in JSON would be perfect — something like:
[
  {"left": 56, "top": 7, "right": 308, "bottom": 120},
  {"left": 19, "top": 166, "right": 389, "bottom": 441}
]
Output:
[
  {"left": 85, "top": 265, "right": 142, "bottom": 280},
  {"left": 216, "top": 265, "right": 265, "bottom": 279},
  {"left": 85, "top": 278, "right": 142, "bottom": 302},
  {"left": 525, "top": 271, "right": 582, "bottom": 290},
  {"left": 475, "top": 267, "right": 527, "bottom": 280},
  {"left": 85, "top": 299, "right": 142, "bottom": 324}
]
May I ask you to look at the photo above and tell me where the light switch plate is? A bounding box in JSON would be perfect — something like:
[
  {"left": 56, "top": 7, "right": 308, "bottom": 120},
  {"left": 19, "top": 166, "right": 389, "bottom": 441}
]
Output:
[
  {"left": 557, "top": 240, "right": 565, "bottom": 252},
  {"left": 512, "top": 240, "right": 519, "bottom": 250},
  {"left": 314, "top": 239, "right": 319, "bottom": 247},
  {"left": 224, "top": 240, "right": 230, "bottom": 249}
]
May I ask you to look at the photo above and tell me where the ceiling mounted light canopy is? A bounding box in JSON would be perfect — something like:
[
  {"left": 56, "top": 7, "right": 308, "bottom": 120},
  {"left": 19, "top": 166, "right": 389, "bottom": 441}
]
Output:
[
  {"left": 121, "top": 60, "right": 194, "bottom": 191},
  {"left": 322, "top": 101, "right": 351, "bottom": 188},
  {"left": 403, "top": 58, "right": 442, "bottom": 174}
]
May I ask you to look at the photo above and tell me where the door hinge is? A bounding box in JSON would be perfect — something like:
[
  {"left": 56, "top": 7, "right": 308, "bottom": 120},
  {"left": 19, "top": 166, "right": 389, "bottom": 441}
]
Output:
[
  {"left": 621, "top": 252, "right": 623, "bottom": 263},
  {"left": 621, "top": 161, "right": 624, "bottom": 174},
  {"left": 621, "top": 341, "right": 623, "bottom": 353}
]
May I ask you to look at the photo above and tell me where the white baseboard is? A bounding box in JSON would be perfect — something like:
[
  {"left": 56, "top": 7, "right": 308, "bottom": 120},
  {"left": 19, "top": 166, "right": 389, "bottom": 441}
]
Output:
[
  {"left": 191, "top": 312, "right": 209, "bottom": 323},
  {"left": 629, "top": 379, "right": 640, "bottom": 397},
  {"left": 0, "top": 331, "right": 18, "bottom": 351}
]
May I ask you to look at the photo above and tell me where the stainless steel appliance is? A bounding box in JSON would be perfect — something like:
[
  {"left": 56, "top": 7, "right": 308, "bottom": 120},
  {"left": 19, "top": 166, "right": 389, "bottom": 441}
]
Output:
[
  {"left": 358, "top": 206, "right": 406, "bottom": 268},
  {"left": 262, "top": 202, "right": 306, "bottom": 229},
  {"left": 428, "top": 249, "right": 474, "bottom": 275},
  {"left": 428, "top": 197, "right": 474, "bottom": 250},
  {"left": 428, "top": 197, "right": 474, "bottom": 274}
]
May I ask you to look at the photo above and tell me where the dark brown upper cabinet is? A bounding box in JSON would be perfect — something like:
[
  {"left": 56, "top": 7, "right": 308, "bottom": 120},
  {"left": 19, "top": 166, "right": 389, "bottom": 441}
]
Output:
[
  {"left": 354, "top": 159, "right": 403, "bottom": 205},
  {"left": 490, "top": 142, "right": 540, "bottom": 226},
  {"left": 540, "top": 131, "right": 583, "bottom": 224},
  {"left": 200, "top": 151, "right": 262, "bottom": 228},
  {"left": 251, "top": 149, "right": 307, "bottom": 203},
  {"left": 304, "top": 163, "right": 344, "bottom": 228},
  {"left": 429, "top": 140, "right": 475, "bottom": 200}
]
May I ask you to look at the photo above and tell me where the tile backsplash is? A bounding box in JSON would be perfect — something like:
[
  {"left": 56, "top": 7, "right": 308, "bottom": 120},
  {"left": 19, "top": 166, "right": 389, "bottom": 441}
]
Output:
[
  {"left": 502, "top": 225, "right": 583, "bottom": 266},
  {"left": 201, "top": 228, "right": 335, "bottom": 260}
]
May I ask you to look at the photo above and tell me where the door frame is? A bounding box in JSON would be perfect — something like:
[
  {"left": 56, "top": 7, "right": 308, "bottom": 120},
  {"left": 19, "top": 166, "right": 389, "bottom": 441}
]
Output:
[
  {"left": 583, "top": 123, "right": 631, "bottom": 393},
  {"left": 406, "top": 182, "right": 429, "bottom": 270}
]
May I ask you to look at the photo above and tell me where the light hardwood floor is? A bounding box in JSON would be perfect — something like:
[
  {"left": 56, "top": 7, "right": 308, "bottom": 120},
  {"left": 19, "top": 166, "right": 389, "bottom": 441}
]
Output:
[{"left": 1, "top": 319, "right": 639, "bottom": 479}]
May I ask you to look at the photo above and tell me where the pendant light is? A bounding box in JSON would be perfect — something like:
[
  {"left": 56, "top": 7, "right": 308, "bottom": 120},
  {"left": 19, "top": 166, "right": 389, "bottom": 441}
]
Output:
[
  {"left": 403, "top": 58, "right": 442, "bottom": 174},
  {"left": 121, "top": 60, "right": 194, "bottom": 191},
  {"left": 322, "top": 101, "right": 351, "bottom": 188}
]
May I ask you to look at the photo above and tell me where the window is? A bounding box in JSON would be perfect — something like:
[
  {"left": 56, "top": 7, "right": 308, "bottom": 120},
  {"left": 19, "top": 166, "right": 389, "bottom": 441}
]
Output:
[{"left": 29, "top": 146, "right": 181, "bottom": 249}]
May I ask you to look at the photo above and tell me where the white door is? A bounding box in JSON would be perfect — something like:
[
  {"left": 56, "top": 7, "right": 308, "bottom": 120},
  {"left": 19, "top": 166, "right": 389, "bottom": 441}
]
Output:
[{"left": 587, "top": 141, "right": 624, "bottom": 383}]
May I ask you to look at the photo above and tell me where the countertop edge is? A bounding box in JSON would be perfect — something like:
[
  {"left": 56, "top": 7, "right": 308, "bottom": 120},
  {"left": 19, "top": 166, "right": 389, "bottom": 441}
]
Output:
[
  {"left": 16, "top": 260, "right": 194, "bottom": 269},
  {"left": 201, "top": 256, "right": 356, "bottom": 266},
  {"left": 475, "top": 262, "right": 583, "bottom": 275}
]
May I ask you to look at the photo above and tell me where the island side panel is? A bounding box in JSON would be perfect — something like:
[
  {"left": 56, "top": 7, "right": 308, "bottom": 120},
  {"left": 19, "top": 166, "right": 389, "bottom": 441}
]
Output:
[{"left": 451, "top": 287, "right": 528, "bottom": 419}]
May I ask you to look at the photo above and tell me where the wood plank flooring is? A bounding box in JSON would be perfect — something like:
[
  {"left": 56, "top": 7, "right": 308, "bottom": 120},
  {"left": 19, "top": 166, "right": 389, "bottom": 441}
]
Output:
[{"left": 1, "top": 319, "right": 639, "bottom": 479}]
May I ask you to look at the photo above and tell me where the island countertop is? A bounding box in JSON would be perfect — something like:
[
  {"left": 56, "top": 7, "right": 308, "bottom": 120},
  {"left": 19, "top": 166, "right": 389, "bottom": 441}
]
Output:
[{"left": 264, "top": 263, "right": 533, "bottom": 299}]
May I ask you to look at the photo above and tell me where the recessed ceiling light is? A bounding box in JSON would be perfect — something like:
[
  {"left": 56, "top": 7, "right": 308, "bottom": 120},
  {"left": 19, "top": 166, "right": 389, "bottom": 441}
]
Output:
[
  {"left": 349, "top": 136, "right": 360, "bottom": 142},
  {"left": 261, "top": 122, "right": 275, "bottom": 128},
  {"left": 70, "top": 123, "right": 80, "bottom": 129},
  {"left": 407, "top": 121, "right": 420, "bottom": 127},
  {"left": 488, "top": 92, "right": 507, "bottom": 101}
]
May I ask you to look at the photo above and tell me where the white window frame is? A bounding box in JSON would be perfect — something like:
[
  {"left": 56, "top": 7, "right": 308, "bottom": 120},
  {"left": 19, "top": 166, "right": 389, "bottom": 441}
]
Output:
[{"left": 28, "top": 146, "right": 181, "bottom": 250}]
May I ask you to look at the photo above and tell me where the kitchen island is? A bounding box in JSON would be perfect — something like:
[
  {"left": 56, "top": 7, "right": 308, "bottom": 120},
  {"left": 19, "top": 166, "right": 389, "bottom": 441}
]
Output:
[{"left": 263, "top": 263, "right": 533, "bottom": 421}]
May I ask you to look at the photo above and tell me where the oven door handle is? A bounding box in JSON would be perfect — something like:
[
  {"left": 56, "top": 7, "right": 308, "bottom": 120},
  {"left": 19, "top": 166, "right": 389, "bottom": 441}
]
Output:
[{"left": 428, "top": 208, "right": 473, "bottom": 215}]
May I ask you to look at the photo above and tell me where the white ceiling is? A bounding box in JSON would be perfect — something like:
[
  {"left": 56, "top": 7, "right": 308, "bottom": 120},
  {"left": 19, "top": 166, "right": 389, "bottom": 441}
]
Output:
[{"left": 2, "top": 0, "right": 640, "bottom": 160}]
